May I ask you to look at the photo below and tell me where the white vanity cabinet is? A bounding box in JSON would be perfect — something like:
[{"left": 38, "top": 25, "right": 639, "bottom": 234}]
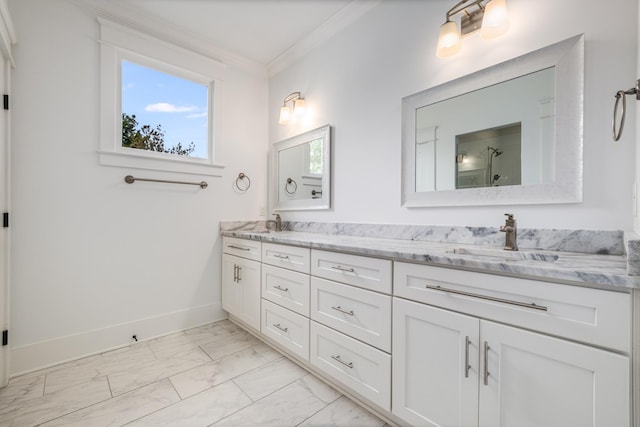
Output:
[
  {"left": 260, "top": 243, "right": 311, "bottom": 361},
  {"left": 309, "top": 250, "right": 393, "bottom": 411},
  {"left": 392, "top": 262, "right": 631, "bottom": 427},
  {"left": 221, "top": 237, "right": 262, "bottom": 331}
]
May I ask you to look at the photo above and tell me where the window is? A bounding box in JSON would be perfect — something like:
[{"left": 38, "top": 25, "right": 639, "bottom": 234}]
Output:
[
  {"left": 99, "top": 18, "right": 225, "bottom": 176},
  {"left": 121, "top": 61, "right": 208, "bottom": 158}
]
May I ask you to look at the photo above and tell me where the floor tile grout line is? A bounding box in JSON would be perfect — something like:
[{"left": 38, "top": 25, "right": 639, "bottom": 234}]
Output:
[{"left": 26, "top": 376, "right": 114, "bottom": 426}]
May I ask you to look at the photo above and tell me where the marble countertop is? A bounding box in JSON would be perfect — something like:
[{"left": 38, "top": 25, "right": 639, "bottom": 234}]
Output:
[{"left": 222, "top": 229, "right": 638, "bottom": 291}]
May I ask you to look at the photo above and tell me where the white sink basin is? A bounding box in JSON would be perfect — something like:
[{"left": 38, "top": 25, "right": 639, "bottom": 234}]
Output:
[{"left": 448, "top": 247, "right": 559, "bottom": 263}]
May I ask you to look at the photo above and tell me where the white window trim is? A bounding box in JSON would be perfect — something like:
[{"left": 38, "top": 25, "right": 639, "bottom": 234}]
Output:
[{"left": 98, "top": 17, "right": 225, "bottom": 176}]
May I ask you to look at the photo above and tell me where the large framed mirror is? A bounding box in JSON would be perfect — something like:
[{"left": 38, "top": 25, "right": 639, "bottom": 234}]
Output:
[
  {"left": 273, "top": 124, "right": 331, "bottom": 211},
  {"left": 402, "top": 34, "right": 584, "bottom": 207}
]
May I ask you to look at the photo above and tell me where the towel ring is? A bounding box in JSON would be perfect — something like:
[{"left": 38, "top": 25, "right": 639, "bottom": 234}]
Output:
[
  {"left": 612, "top": 79, "right": 640, "bottom": 141},
  {"left": 285, "top": 178, "right": 297, "bottom": 194},
  {"left": 235, "top": 173, "right": 251, "bottom": 192}
]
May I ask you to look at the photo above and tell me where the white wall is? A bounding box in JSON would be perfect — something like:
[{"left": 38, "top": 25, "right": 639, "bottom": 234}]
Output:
[
  {"left": 8, "top": 0, "right": 268, "bottom": 374},
  {"left": 269, "top": 0, "right": 638, "bottom": 231}
]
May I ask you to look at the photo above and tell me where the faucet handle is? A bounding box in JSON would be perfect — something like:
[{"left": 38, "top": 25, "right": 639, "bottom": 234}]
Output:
[
  {"left": 272, "top": 213, "right": 281, "bottom": 219},
  {"left": 504, "top": 213, "right": 515, "bottom": 220}
]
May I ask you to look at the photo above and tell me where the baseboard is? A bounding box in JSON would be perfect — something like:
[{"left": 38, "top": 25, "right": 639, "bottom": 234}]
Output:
[{"left": 10, "top": 303, "right": 225, "bottom": 376}]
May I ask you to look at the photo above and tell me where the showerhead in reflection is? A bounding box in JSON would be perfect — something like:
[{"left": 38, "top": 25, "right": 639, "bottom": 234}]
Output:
[{"left": 488, "top": 146, "right": 503, "bottom": 157}]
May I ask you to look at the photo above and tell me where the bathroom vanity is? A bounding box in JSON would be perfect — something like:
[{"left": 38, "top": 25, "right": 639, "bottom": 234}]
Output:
[{"left": 221, "top": 224, "right": 637, "bottom": 427}]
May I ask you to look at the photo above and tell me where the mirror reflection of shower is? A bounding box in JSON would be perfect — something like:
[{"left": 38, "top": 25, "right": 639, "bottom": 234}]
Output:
[
  {"left": 454, "top": 122, "right": 522, "bottom": 189},
  {"left": 487, "top": 146, "right": 503, "bottom": 186}
]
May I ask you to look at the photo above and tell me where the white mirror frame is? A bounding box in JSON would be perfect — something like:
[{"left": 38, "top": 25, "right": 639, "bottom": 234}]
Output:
[
  {"left": 273, "top": 124, "right": 332, "bottom": 211},
  {"left": 402, "top": 34, "right": 584, "bottom": 207}
]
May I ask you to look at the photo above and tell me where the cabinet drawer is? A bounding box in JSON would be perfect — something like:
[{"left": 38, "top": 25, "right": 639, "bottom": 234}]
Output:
[
  {"left": 311, "top": 250, "right": 392, "bottom": 294},
  {"left": 311, "top": 277, "right": 391, "bottom": 352},
  {"left": 222, "top": 237, "right": 261, "bottom": 261},
  {"left": 261, "top": 299, "right": 310, "bottom": 361},
  {"left": 262, "top": 264, "right": 310, "bottom": 316},
  {"left": 310, "top": 321, "right": 391, "bottom": 411},
  {"left": 262, "top": 243, "right": 310, "bottom": 273},
  {"left": 394, "top": 262, "right": 632, "bottom": 353}
]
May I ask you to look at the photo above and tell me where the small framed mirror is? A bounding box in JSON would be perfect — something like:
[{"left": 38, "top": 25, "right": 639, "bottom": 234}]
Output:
[
  {"left": 402, "top": 34, "right": 584, "bottom": 207},
  {"left": 273, "top": 124, "right": 331, "bottom": 211}
]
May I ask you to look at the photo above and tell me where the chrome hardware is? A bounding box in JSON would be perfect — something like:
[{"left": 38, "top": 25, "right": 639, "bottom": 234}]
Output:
[
  {"left": 499, "top": 213, "right": 518, "bottom": 251},
  {"left": 425, "top": 284, "right": 548, "bottom": 311},
  {"left": 613, "top": 79, "right": 640, "bottom": 141},
  {"left": 285, "top": 178, "right": 298, "bottom": 194},
  {"left": 331, "top": 354, "right": 354, "bottom": 369},
  {"left": 267, "top": 214, "right": 282, "bottom": 232},
  {"left": 124, "top": 175, "right": 207, "bottom": 189},
  {"left": 331, "top": 266, "right": 355, "bottom": 273},
  {"left": 235, "top": 172, "right": 251, "bottom": 192},
  {"left": 483, "top": 341, "right": 490, "bottom": 385},
  {"left": 236, "top": 266, "right": 242, "bottom": 282},
  {"left": 233, "top": 265, "right": 238, "bottom": 282},
  {"left": 228, "top": 245, "right": 251, "bottom": 251},
  {"left": 273, "top": 323, "right": 288, "bottom": 333},
  {"left": 465, "top": 336, "right": 471, "bottom": 378},
  {"left": 273, "top": 254, "right": 289, "bottom": 260},
  {"left": 331, "top": 306, "right": 355, "bottom": 316},
  {"left": 273, "top": 285, "right": 289, "bottom": 292}
]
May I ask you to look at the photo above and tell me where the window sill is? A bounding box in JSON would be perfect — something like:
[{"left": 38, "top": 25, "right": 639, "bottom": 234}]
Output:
[{"left": 98, "top": 150, "right": 225, "bottom": 177}]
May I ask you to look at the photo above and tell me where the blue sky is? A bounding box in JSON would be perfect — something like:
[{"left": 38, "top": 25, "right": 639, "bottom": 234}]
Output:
[{"left": 121, "top": 60, "right": 208, "bottom": 158}]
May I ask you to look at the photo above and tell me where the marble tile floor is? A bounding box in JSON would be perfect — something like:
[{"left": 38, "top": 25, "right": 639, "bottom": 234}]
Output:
[{"left": 0, "top": 320, "right": 389, "bottom": 427}]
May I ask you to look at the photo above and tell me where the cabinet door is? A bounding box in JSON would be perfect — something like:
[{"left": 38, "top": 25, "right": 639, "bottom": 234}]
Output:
[
  {"left": 479, "top": 321, "right": 630, "bottom": 427},
  {"left": 222, "top": 254, "right": 261, "bottom": 331},
  {"left": 392, "top": 298, "right": 479, "bottom": 427},
  {"left": 222, "top": 254, "right": 243, "bottom": 317},
  {"left": 236, "top": 257, "right": 261, "bottom": 330}
]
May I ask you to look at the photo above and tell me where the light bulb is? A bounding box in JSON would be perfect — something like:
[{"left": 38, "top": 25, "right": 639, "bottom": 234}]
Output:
[
  {"left": 293, "top": 98, "right": 306, "bottom": 117},
  {"left": 279, "top": 105, "right": 291, "bottom": 125},
  {"left": 436, "top": 20, "right": 461, "bottom": 58},
  {"left": 481, "top": 0, "right": 509, "bottom": 39}
]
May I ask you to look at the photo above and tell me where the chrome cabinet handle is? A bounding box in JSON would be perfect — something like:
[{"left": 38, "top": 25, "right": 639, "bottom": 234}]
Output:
[
  {"left": 331, "top": 354, "right": 353, "bottom": 369},
  {"left": 465, "top": 336, "right": 471, "bottom": 378},
  {"left": 273, "top": 323, "right": 288, "bottom": 333},
  {"left": 274, "top": 254, "right": 290, "bottom": 260},
  {"left": 331, "top": 306, "right": 354, "bottom": 316},
  {"left": 483, "top": 341, "right": 490, "bottom": 386},
  {"left": 233, "top": 265, "right": 238, "bottom": 282},
  {"left": 228, "top": 245, "right": 251, "bottom": 251},
  {"left": 274, "top": 285, "right": 289, "bottom": 292},
  {"left": 331, "top": 266, "right": 355, "bottom": 273},
  {"left": 425, "top": 284, "right": 548, "bottom": 311},
  {"left": 236, "top": 266, "right": 242, "bottom": 282}
]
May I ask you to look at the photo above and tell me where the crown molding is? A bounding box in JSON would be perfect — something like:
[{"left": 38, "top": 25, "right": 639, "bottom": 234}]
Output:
[
  {"left": 267, "top": 0, "right": 381, "bottom": 78},
  {"left": 70, "top": 0, "right": 267, "bottom": 77}
]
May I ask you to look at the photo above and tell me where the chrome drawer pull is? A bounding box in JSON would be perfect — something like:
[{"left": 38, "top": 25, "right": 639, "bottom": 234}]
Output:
[
  {"left": 273, "top": 323, "right": 288, "bottom": 333},
  {"left": 331, "top": 266, "right": 355, "bottom": 273},
  {"left": 483, "top": 341, "right": 490, "bottom": 386},
  {"left": 274, "top": 254, "right": 290, "bottom": 260},
  {"left": 236, "top": 266, "right": 242, "bottom": 282},
  {"left": 465, "top": 336, "right": 471, "bottom": 378},
  {"left": 426, "top": 285, "right": 548, "bottom": 311},
  {"left": 228, "top": 245, "right": 251, "bottom": 251},
  {"left": 331, "top": 354, "right": 354, "bottom": 369},
  {"left": 274, "top": 285, "right": 289, "bottom": 292},
  {"left": 331, "top": 305, "right": 354, "bottom": 316}
]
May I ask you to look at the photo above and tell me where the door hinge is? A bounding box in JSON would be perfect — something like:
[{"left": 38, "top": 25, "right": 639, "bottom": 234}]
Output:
[
  {"left": 2, "top": 212, "right": 8, "bottom": 228},
  {"left": 3, "top": 95, "right": 7, "bottom": 110},
  {"left": 2, "top": 330, "right": 7, "bottom": 346}
]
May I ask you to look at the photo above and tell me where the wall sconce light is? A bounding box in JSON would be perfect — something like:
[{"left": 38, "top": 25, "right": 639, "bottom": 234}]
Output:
[
  {"left": 279, "top": 91, "right": 306, "bottom": 125},
  {"left": 436, "top": 0, "right": 509, "bottom": 58}
]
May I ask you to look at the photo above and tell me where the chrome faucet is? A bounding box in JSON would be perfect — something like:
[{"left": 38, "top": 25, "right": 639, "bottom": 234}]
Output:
[
  {"left": 267, "top": 213, "right": 282, "bottom": 232},
  {"left": 499, "top": 213, "right": 518, "bottom": 251}
]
